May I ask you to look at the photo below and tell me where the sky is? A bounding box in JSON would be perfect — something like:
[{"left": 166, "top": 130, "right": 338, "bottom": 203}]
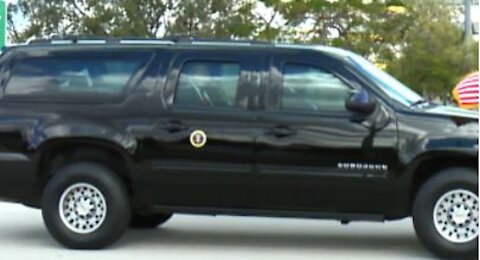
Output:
[{"left": 472, "top": 6, "right": 479, "bottom": 23}]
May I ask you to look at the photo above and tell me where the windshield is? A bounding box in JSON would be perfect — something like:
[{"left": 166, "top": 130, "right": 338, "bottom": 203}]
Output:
[{"left": 347, "top": 54, "right": 424, "bottom": 107}]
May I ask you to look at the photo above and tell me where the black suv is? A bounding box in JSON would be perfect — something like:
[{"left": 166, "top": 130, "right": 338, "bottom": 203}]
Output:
[{"left": 0, "top": 38, "right": 477, "bottom": 258}]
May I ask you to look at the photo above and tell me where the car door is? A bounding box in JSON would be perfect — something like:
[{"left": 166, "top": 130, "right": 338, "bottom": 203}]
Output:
[
  {"left": 148, "top": 48, "right": 265, "bottom": 208},
  {"left": 254, "top": 50, "right": 400, "bottom": 214}
]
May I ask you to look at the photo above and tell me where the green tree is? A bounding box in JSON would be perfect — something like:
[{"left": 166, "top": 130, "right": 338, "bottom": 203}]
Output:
[
  {"left": 8, "top": 0, "right": 256, "bottom": 41},
  {"left": 165, "top": 0, "right": 256, "bottom": 38},
  {"left": 257, "top": 0, "right": 413, "bottom": 63},
  {"left": 387, "top": 0, "right": 478, "bottom": 97},
  {"left": 8, "top": 0, "right": 169, "bottom": 41}
]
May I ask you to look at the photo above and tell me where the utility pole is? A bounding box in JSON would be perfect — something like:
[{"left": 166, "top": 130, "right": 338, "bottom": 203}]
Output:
[{"left": 464, "top": 0, "right": 472, "bottom": 39}]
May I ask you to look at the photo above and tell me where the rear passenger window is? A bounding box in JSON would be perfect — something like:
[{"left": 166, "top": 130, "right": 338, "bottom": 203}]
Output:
[
  {"left": 174, "top": 61, "right": 241, "bottom": 108},
  {"left": 282, "top": 64, "right": 351, "bottom": 112},
  {"left": 5, "top": 53, "right": 150, "bottom": 97}
]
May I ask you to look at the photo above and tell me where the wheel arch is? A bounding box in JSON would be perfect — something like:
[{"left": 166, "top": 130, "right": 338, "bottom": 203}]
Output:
[
  {"left": 407, "top": 151, "right": 478, "bottom": 213},
  {"left": 34, "top": 137, "right": 136, "bottom": 196}
]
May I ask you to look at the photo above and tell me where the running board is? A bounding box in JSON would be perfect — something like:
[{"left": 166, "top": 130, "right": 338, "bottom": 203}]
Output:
[{"left": 152, "top": 205, "right": 385, "bottom": 222}]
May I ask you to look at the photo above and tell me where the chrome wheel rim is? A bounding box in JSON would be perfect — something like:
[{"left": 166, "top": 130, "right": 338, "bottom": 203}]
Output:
[
  {"left": 433, "top": 189, "right": 479, "bottom": 243},
  {"left": 59, "top": 183, "right": 107, "bottom": 234}
]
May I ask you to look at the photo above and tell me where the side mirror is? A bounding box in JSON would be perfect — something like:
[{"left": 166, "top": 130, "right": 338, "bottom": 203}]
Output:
[{"left": 345, "top": 89, "right": 376, "bottom": 115}]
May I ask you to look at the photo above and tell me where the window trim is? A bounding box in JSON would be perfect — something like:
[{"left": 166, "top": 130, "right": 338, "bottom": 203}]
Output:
[{"left": 0, "top": 50, "right": 154, "bottom": 104}]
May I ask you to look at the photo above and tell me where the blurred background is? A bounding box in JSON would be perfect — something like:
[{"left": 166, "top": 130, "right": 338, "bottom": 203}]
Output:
[{"left": 3, "top": 0, "right": 479, "bottom": 104}]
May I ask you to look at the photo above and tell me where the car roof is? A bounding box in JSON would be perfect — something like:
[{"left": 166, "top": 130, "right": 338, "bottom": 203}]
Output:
[{"left": 3, "top": 37, "right": 353, "bottom": 60}]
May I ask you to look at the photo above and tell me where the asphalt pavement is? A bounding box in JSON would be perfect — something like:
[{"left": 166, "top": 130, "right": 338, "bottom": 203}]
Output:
[{"left": 0, "top": 202, "right": 434, "bottom": 260}]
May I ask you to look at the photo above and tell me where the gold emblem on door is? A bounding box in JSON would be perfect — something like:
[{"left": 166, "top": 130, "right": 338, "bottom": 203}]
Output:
[{"left": 189, "top": 130, "right": 207, "bottom": 148}]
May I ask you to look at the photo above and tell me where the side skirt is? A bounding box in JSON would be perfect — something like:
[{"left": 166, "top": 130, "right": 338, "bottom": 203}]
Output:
[{"left": 153, "top": 205, "right": 387, "bottom": 223}]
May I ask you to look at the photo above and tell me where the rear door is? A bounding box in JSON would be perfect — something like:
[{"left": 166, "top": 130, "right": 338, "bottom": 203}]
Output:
[
  {"left": 148, "top": 48, "right": 266, "bottom": 208},
  {"left": 254, "top": 50, "right": 399, "bottom": 214}
]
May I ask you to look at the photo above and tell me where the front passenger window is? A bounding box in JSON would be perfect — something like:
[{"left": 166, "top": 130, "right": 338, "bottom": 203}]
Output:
[{"left": 282, "top": 64, "right": 351, "bottom": 112}]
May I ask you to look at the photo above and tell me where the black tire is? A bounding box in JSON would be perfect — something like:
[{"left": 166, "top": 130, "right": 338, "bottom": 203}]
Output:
[
  {"left": 130, "top": 213, "right": 173, "bottom": 229},
  {"left": 42, "top": 162, "right": 131, "bottom": 249},
  {"left": 412, "top": 167, "right": 478, "bottom": 259}
]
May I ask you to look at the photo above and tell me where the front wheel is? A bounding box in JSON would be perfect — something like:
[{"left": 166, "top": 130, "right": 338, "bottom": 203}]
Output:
[
  {"left": 42, "top": 162, "right": 131, "bottom": 249},
  {"left": 413, "top": 167, "right": 478, "bottom": 259}
]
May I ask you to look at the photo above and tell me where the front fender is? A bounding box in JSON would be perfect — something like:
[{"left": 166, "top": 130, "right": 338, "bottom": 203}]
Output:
[
  {"left": 400, "top": 134, "right": 478, "bottom": 190},
  {"left": 391, "top": 114, "right": 478, "bottom": 217},
  {"left": 397, "top": 116, "right": 478, "bottom": 165},
  {"left": 405, "top": 149, "right": 478, "bottom": 176}
]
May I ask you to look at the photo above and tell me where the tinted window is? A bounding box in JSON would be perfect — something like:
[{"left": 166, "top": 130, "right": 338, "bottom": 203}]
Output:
[
  {"left": 282, "top": 64, "right": 351, "bottom": 112},
  {"left": 5, "top": 53, "right": 149, "bottom": 97},
  {"left": 174, "top": 61, "right": 241, "bottom": 108}
]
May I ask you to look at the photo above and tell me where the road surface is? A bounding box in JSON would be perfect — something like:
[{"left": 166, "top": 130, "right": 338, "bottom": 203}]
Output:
[{"left": 0, "top": 202, "right": 434, "bottom": 259}]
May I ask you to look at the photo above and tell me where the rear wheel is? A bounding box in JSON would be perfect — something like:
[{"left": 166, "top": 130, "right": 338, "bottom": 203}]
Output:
[
  {"left": 413, "top": 167, "right": 478, "bottom": 259},
  {"left": 130, "top": 213, "right": 173, "bottom": 229},
  {"left": 42, "top": 162, "right": 131, "bottom": 249}
]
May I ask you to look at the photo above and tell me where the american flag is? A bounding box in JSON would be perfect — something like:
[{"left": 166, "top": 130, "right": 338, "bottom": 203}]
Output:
[{"left": 452, "top": 72, "right": 479, "bottom": 110}]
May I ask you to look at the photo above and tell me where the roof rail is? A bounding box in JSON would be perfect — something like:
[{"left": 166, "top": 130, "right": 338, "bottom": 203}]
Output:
[
  {"left": 145, "top": 35, "right": 272, "bottom": 45},
  {"left": 23, "top": 35, "right": 273, "bottom": 47},
  {"left": 26, "top": 36, "right": 174, "bottom": 45}
]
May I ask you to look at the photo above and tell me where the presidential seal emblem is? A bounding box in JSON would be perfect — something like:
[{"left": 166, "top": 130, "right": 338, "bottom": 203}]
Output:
[{"left": 189, "top": 130, "right": 207, "bottom": 148}]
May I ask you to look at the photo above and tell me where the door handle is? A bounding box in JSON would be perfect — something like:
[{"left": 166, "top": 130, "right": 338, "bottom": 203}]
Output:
[
  {"left": 157, "top": 120, "right": 187, "bottom": 133},
  {"left": 264, "top": 126, "right": 295, "bottom": 138}
]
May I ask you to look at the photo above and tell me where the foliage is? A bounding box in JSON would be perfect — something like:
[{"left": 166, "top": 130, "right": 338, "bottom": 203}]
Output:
[
  {"left": 165, "top": 0, "right": 256, "bottom": 38},
  {"left": 8, "top": 0, "right": 169, "bottom": 40},
  {"left": 8, "top": 0, "right": 256, "bottom": 41},
  {"left": 6, "top": 0, "right": 479, "bottom": 96},
  {"left": 386, "top": 0, "right": 478, "bottom": 96}
]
